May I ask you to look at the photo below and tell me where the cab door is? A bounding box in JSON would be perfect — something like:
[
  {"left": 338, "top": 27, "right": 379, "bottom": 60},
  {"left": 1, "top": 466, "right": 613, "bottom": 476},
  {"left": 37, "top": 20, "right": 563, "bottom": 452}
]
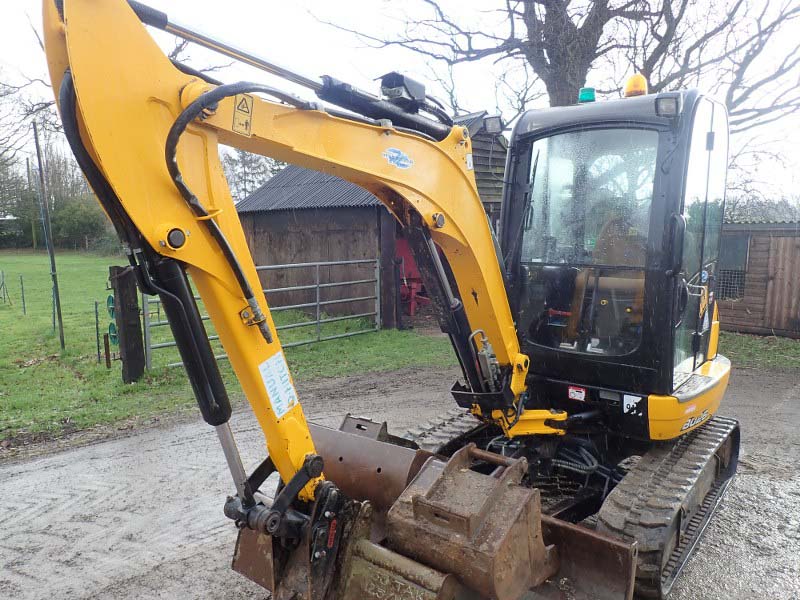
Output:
[{"left": 673, "top": 99, "right": 729, "bottom": 389}]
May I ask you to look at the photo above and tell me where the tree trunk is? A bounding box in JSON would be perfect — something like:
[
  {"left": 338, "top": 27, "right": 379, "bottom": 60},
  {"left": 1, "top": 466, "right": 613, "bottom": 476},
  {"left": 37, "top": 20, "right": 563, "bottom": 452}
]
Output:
[{"left": 544, "top": 78, "right": 582, "bottom": 107}]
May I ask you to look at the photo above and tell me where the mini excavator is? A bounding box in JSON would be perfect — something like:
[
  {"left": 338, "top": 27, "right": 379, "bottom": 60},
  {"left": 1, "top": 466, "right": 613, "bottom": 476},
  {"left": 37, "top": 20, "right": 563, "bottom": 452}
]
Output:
[{"left": 43, "top": 1, "right": 740, "bottom": 598}]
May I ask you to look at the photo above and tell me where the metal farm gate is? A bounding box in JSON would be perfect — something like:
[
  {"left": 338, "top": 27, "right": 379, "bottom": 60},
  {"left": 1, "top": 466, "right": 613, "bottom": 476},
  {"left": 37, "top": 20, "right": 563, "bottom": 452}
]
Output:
[{"left": 141, "top": 258, "right": 381, "bottom": 369}]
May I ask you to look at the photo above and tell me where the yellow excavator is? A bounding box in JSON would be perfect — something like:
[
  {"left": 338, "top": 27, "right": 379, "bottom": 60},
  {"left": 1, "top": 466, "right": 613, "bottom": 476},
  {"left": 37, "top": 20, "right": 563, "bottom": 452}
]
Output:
[{"left": 43, "top": 1, "right": 740, "bottom": 598}]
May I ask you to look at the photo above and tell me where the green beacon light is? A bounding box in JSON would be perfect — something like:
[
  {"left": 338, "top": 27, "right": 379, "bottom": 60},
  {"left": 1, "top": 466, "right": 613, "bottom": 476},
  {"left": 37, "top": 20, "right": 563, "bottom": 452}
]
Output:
[{"left": 578, "top": 87, "right": 596, "bottom": 103}]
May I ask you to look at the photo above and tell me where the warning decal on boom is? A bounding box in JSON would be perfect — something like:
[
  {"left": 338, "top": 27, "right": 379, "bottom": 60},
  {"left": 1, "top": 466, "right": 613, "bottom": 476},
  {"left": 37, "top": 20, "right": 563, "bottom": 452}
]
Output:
[{"left": 233, "top": 93, "right": 254, "bottom": 136}]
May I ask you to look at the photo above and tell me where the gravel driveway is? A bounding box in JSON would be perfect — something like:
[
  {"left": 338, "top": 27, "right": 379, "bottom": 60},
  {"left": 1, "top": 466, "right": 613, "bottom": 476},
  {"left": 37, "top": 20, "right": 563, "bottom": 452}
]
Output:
[{"left": 0, "top": 366, "right": 797, "bottom": 599}]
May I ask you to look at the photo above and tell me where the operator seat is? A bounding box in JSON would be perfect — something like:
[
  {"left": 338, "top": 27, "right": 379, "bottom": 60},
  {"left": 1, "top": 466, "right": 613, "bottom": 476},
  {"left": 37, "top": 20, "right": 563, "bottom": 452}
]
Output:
[
  {"left": 563, "top": 215, "right": 646, "bottom": 348},
  {"left": 593, "top": 217, "right": 646, "bottom": 342}
]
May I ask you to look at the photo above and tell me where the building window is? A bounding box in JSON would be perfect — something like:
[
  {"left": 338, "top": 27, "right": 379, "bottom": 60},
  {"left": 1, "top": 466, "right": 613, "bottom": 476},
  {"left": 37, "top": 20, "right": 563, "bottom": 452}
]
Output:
[
  {"left": 717, "top": 232, "right": 749, "bottom": 300},
  {"left": 717, "top": 269, "right": 746, "bottom": 300}
]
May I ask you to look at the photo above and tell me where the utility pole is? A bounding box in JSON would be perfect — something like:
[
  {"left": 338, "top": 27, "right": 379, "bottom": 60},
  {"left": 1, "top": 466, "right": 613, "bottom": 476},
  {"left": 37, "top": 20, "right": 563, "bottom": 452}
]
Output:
[
  {"left": 26, "top": 157, "right": 37, "bottom": 249},
  {"left": 33, "top": 121, "right": 65, "bottom": 350}
]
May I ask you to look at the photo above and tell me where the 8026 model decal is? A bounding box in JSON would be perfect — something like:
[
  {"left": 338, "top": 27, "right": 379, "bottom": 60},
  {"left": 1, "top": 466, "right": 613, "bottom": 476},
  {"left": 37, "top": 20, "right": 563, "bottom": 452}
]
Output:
[{"left": 681, "top": 410, "right": 710, "bottom": 431}]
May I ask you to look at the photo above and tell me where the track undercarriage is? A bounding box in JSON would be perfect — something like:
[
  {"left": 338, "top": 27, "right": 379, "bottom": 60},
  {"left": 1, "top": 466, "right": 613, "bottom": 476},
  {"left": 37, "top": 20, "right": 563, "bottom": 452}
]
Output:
[{"left": 407, "top": 410, "right": 740, "bottom": 599}]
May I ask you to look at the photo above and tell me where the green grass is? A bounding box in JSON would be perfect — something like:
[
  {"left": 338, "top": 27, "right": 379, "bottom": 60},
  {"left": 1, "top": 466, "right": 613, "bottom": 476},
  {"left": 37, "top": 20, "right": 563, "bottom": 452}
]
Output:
[
  {"left": 2, "top": 250, "right": 795, "bottom": 444},
  {"left": 719, "top": 331, "right": 800, "bottom": 371},
  {"left": 0, "top": 250, "right": 454, "bottom": 443}
]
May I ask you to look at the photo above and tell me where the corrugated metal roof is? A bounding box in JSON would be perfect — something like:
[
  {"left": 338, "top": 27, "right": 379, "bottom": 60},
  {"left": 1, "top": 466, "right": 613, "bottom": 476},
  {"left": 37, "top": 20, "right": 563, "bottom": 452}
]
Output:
[
  {"left": 237, "top": 166, "right": 379, "bottom": 213},
  {"left": 453, "top": 110, "right": 488, "bottom": 136},
  {"left": 723, "top": 216, "right": 799, "bottom": 225}
]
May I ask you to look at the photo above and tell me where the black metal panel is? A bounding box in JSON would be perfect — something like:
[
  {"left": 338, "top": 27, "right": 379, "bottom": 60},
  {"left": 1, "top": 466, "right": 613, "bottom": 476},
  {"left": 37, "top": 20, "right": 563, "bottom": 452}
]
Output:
[
  {"left": 527, "top": 376, "right": 650, "bottom": 439},
  {"left": 513, "top": 91, "right": 685, "bottom": 138}
]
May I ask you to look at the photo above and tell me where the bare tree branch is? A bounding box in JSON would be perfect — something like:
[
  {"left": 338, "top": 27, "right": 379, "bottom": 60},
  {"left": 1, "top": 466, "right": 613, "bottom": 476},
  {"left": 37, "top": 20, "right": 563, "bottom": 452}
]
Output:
[
  {"left": 26, "top": 13, "right": 45, "bottom": 52},
  {"left": 323, "top": 0, "right": 800, "bottom": 119},
  {"left": 167, "top": 37, "right": 235, "bottom": 74},
  {"left": 319, "top": 0, "right": 800, "bottom": 196},
  {"left": 425, "top": 63, "right": 464, "bottom": 114},
  {"left": 494, "top": 61, "right": 547, "bottom": 125}
]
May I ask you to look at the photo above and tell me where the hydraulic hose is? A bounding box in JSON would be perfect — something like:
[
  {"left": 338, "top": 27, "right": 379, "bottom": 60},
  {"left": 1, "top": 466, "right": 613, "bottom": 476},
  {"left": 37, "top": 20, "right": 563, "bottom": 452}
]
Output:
[{"left": 164, "top": 82, "right": 312, "bottom": 344}]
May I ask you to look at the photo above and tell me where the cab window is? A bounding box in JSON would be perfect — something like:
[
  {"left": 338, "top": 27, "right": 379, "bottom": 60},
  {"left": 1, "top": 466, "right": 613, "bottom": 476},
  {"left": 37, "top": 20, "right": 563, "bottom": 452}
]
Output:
[{"left": 517, "top": 128, "right": 658, "bottom": 356}]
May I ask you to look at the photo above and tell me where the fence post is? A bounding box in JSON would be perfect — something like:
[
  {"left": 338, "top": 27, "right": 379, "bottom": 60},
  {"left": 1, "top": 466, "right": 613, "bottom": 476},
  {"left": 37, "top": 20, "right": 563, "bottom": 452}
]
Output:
[
  {"left": 52, "top": 286, "right": 56, "bottom": 332},
  {"left": 103, "top": 333, "right": 111, "bottom": 369},
  {"left": 315, "top": 264, "right": 321, "bottom": 342},
  {"left": 0, "top": 270, "right": 9, "bottom": 304},
  {"left": 109, "top": 266, "right": 145, "bottom": 383},
  {"left": 141, "top": 292, "right": 152, "bottom": 371},
  {"left": 20, "top": 275, "right": 26, "bottom": 315},
  {"left": 374, "top": 258, "right": 381, "bottom": 331},
  {"left": 94, "top": 300, "right": 101, "bottom": 363}
]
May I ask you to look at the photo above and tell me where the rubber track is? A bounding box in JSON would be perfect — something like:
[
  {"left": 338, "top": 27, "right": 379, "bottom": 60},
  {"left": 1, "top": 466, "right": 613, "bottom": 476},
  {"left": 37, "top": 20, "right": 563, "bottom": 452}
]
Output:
[
  {"left": 595, "top": 416, "right": 739, "bottom": 599},
  {"left": 404, "top": 408, "right": 481, "bottom": 454}
]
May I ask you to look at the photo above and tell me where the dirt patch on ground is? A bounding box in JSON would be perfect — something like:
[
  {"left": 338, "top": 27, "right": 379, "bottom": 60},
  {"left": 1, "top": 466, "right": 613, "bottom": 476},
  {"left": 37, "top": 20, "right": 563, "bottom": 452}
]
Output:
[
  {"left": 0, "top": 366, "right": 797, "bottom": 599},
  {"left": 0, "top": 366, "right": 452, "bottom": 463},
  {"left": 0, "top": 409, "right": 194, "bottom": 463}
]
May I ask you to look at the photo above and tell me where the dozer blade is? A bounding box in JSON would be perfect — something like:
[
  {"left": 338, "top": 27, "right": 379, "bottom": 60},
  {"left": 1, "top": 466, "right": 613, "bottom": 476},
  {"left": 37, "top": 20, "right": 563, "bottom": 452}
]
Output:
[{"left": 526, "top": 516, "right": 637, "bottom": 600}]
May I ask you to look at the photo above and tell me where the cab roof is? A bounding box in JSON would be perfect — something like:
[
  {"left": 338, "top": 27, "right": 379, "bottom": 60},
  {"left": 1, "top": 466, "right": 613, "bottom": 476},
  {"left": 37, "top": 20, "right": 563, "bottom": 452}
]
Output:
[{"left": 513, "top": 89, "right": 701, "bottom": 141}]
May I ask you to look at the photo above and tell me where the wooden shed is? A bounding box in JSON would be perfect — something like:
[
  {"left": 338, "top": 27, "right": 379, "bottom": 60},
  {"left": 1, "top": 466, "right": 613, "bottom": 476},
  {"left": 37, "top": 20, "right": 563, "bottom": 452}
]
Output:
[
  {"left": 237, "top": 165, "right": 397, "bottom": 327},
  {"left": 717, "top": 219, "right": 800, "bottom": 337}
]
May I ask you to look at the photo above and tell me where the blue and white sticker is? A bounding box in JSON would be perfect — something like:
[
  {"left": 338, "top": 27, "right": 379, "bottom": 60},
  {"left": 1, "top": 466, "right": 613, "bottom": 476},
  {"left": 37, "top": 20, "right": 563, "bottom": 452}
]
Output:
[
  {"left": 258, "top": 351, "right": 298, "bottom": 419},
  {"left": 701, "top": 270, "right": 709, "bottom": 283},
  {"left": 382, "top": 148, "right": 414, "bottom": 169}
]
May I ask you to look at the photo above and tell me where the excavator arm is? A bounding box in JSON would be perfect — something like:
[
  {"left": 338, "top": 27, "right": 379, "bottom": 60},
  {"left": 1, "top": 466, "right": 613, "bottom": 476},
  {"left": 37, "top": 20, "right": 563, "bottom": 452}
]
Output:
[{"left": 43, "top": 2, "right": 633, "bottom": 599}]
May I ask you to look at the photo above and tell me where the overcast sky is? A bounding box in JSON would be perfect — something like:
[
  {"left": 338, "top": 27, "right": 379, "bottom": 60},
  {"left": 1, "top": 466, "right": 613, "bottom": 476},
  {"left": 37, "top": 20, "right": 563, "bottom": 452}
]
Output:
[
  {"left": 1, "top": 1, "right": 503, "bottom": 104},
  {"left": 2, "top": 0, "right": 798, "bottom": 196}
]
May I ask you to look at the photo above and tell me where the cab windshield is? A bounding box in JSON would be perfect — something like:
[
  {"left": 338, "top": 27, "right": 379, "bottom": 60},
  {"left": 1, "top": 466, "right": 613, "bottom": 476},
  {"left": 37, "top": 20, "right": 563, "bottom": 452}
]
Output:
[{"left": 517, "top": 128, "right": 659, "bottom": 356}]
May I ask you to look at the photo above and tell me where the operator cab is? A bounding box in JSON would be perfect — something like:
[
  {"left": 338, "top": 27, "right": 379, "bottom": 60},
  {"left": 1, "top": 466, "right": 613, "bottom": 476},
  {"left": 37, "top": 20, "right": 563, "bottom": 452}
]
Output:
[{"left": 500, "top": 86, "right": 729, "bottom": 430}]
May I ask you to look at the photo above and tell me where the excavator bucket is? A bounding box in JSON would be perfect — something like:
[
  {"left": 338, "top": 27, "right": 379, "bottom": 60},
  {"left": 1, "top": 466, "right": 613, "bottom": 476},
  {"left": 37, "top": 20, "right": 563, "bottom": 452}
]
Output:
[
  {"left": 234, "top": 504, "right": 465, "bottom": 600},
  {"left": 233, "top": 419, "right": 637, "bottom": 600}
]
